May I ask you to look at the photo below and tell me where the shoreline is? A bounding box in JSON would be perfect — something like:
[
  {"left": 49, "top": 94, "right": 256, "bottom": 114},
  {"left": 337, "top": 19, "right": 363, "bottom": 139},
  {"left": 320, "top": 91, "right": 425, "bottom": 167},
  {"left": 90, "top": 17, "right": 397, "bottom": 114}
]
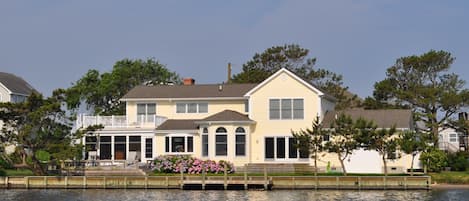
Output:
[{"left": 431, "top": 183, "right": 469, "bottom": 189}]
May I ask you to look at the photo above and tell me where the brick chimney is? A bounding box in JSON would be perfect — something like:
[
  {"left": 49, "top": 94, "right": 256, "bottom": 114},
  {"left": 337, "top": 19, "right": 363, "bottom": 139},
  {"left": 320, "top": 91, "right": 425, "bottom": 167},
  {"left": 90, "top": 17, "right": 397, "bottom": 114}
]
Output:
[{"left": 183, "top": 78, "right": 195, "bottom": 85}]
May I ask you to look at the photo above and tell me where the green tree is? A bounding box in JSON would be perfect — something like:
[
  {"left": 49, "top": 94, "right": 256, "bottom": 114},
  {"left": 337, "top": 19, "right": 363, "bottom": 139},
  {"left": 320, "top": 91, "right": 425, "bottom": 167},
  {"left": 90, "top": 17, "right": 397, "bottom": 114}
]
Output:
[
  {"left": 323, "top": 114, "right": 359, "bottom": 175},
  {"left": 420, "top": 148, "right": 448, "bottom": 173},
  {"left": 232, "top": 44, "right": 360, "bottom": 110},
  {"left": 371, "top": 50, "right": 469, "bottom": 145},
  {"left": 355, "top": 119, "right": 399, "bottom": 176},
  {"left": 65, "top": 58, "right": 180, "bottom": 115},
  {"left": 0, "top": 92, "right": 81, "bottom": 175},
  {"left": 398, "top": 131, "right": 424, "bottom": 176},
  {"left": 292, "top": 116, "right": 325, "bottom": 176}
]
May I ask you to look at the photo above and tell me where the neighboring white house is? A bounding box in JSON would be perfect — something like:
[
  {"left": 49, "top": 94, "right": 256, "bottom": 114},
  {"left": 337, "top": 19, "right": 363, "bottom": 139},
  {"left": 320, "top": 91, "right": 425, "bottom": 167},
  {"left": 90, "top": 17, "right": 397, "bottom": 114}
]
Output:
[
  {"left": 0, "top": 72, "right": 35, "bottom": 154},
  {"left": 439, "top": 128, "right": 464, "bottom": 152},
  {"left": 0, "top": 72, "right": 34, "bottom": 103}
]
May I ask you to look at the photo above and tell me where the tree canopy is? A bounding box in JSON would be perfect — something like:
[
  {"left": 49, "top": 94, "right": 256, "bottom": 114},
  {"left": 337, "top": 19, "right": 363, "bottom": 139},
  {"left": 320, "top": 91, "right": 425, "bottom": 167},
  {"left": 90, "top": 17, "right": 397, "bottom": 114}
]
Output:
[
  {"left": 323, "top": 114, "right": 359, "bottom": 175},
  {"left": 0, "top": 92, "right": 81, "bottom": 175},
  {"left": 64, "top": 58, "right": 180, "bottom": 115},
  {"left": 369, "top": 50, "right": 469, "bottom": 145},
  {"left": 232, "top": 44, "right": 360, "bottom": 110},
  {"left": 292, "top": 116, "right": 325, "bottom": 176}
]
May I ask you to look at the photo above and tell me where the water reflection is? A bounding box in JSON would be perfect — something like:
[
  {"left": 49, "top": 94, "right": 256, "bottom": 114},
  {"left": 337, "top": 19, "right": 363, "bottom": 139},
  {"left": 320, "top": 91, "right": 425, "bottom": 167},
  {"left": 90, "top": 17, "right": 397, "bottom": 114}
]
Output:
[{"left": 0, "top": 189, "right": 467, "bottom": 201}]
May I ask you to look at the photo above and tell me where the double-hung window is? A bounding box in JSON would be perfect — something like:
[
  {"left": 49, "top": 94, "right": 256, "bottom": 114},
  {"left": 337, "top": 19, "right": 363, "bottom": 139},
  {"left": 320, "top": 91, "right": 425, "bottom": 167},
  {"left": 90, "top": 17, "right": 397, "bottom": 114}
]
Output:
[
  {"left": 235, "top": 127, "right": 246, "bottom": 156},
  {"left": 202, "top": 128, "right": 209, "bottom": 157},
  {"left": 215, "top": 127, "right": 228, "bottom": 156},
  {"left": 137, "top": 103, "right": 156, "bottom": 122},
  {"left": 176, "top": 103, "right": 208, "bottom": 113},
  {"left": 269, "top": 98, "right": 303, "bottom": 120},
  {"left": 449, "top": 133, "right": 458, "bottom": 143}
]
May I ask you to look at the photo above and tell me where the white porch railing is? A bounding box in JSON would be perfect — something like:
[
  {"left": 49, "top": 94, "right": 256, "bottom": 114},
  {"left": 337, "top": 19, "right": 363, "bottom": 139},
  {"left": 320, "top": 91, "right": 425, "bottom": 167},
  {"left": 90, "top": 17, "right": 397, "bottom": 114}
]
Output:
[{"left": 76, "top": 114, "right": 167, "bottom": 129}]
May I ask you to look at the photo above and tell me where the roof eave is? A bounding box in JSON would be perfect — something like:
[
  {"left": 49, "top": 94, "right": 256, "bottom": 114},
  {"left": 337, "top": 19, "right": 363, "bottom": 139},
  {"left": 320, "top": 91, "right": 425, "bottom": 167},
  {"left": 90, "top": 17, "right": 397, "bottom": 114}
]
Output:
[
  {"left": 120, "top": 97, "right": 247, "bottom": 102},
  {"left": 194, "top": 120, "right": 256, "bottom": 125},
  {"left": 155, "top": 129, "right": 199, "bottom": 134}
]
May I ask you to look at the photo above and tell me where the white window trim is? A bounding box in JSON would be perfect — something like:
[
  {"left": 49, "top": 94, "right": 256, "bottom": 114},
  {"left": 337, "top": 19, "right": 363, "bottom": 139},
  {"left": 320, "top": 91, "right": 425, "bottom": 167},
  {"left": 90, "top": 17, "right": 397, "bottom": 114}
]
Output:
[
  {"left": 175, "top": 102, "right": 209, "bottom": 114},
  {"left": 269, "top": 97, "right": 304, "bottom": 120},
  {"left": 264, "top": 136, "right": 309, "bottom": 162},
  {"left": 449, "top": 133, "right": 458, "bottom": 143},
  {"left": 137, "top": 103, "right": 157, "bottom": 122},
  {"left": 235, "top": 127, "right": 247, "bottom": 157},
  {"left": 202, "top": 128, "right": 209, "bottom": 157},
  {"left": 215, "top": 128, "right": 228, "bottom": 156},
  {"left": 165, "top": 134, "right": 194, "bottom": 154}
]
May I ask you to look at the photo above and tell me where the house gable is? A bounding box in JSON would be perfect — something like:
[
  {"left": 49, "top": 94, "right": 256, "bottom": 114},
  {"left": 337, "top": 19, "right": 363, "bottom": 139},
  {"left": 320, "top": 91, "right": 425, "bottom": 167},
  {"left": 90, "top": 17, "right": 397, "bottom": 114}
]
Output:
[{"left": 244, "top": 68, "right": 324, "bottom": 97}]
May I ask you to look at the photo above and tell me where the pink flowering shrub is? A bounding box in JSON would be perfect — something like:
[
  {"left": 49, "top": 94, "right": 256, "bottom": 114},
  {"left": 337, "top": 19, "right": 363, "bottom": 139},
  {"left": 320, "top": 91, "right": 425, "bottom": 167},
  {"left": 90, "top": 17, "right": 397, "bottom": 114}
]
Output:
[{"left": 153, "top": 155, "right": 235, "bottom": 174}]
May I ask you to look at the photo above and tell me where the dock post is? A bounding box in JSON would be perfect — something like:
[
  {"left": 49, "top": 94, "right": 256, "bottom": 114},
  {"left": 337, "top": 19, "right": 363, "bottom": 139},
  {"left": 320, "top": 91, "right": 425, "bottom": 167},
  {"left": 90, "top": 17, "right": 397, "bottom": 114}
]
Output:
[
  {"left": 224, "top": 164, "right": 228, "bottom": 190},
  {"left": 145, "top": 176, "right": 148, "bottom": 189},
  {"left": 5, "top": 177, "right": 8, "bottom": 189},
  {"left": 25, "top": 177, "right": 29, "bottom": 189},
  {"left": 202, "top": 167, "right": 206, "bottom": 190},
  {"left": 65, "top": 176, "right": 68, "bottom": 189},
  {"left": 244, "top": 164, "right": 248, "bottom": 190},
  {"left": 383, "top": 177, "right": 387, "bottom": 190},
  {"left": 427, "top": 176, "right": 431, "bottom": 190},
  {"left": 44, "top": 176, "right": 47, "bottom": 189},
  {"left": 263, "top": 165, "right": 268, "bottom": 190},
  {"left": 358, "top": 177, "right": 361, "bottom": 190},
  {"left": 83, "top": 176, "right": 86, "bottom": 189},
  {"left": 315, "top": 176, "right": 318, "bottom": 190},
  {"left": 404, "top": 177, "right": 407, "bottom": 190},
  {"left": 165, "top": 176, "right": 169, "bottom": 188},
  {"left": 291, "top": 177, "right": 296, "bottom": 189},
  {"left": 180, "top": 168, "right": 184, "bottom": 190},
  {"left": 336, "top": 176, "right": 339, "bottom": 190}
]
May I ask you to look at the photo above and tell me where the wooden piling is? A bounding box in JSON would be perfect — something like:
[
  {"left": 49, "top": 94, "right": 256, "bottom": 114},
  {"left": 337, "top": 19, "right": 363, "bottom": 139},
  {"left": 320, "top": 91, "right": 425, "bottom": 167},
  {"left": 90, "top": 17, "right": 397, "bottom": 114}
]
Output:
[
  {"left": 243, "top": 164, "right": 248, "bottom": 190},
  {"left": 263, "top": 165, "right": 268, "bottom": 190},
  {"left": 224, "top": 164, "right": 228, "bottom": 190}
]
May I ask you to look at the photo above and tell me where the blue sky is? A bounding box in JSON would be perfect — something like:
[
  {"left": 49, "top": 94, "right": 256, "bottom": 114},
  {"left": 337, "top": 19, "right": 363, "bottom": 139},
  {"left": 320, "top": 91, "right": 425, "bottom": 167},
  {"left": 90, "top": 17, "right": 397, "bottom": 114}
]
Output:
[{"left": 1, "top": 1, "right": 468, "bottom": 98}]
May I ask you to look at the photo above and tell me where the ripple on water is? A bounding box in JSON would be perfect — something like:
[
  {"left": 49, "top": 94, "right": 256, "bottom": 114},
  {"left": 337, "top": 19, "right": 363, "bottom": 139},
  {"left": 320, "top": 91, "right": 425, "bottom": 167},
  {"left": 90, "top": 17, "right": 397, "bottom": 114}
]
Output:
[{"left": 0, "top": 189, "right": 465, "bottom": 201}]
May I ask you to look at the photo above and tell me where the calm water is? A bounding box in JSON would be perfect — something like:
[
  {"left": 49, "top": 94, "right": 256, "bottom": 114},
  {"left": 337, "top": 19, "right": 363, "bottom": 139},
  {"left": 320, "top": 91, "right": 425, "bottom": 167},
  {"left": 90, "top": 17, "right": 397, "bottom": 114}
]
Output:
[{"left": 0, "top": 189, "right": 468, "bottom": 201}]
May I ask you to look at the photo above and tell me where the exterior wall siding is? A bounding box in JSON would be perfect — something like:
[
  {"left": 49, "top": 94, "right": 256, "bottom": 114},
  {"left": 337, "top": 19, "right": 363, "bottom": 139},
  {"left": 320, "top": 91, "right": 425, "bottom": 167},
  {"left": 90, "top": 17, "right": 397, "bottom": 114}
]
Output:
[
  {"left": 248, "top": 71, "right": 321, "bottom": 164},
  {"left": 0, "top": 84, "right": 11, "bottom": 102}
]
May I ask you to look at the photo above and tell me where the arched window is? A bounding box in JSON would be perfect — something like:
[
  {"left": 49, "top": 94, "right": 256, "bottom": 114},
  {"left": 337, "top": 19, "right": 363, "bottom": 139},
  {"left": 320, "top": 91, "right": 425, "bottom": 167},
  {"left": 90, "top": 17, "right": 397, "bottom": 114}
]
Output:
[
  {"left": 216, "top": 127, "right": 227, "bottom": 133},
  {"left": 215, "top": 127, "right": 227, "bottom": 156},
  {"left": 202, "top": 127, "right": 209, "bottom": 157},
  {"left": 235, "top": 127, "right": 246, "bottom": 156}
]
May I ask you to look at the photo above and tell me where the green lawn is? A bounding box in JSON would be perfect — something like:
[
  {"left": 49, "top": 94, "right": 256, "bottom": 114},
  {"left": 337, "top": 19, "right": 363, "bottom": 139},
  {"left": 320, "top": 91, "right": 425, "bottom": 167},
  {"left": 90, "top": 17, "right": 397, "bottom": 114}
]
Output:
[
  {"left": 4, "top": 169, "right": 34, "bottom": 176},
  {"left": 430, "top": 171, "right": 469, "bottom": 184}
]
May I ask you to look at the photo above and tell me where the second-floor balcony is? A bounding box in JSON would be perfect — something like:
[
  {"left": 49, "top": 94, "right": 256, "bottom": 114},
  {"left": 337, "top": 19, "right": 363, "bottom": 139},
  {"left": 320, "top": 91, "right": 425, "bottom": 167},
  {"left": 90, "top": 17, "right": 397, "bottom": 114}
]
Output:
[{"left": 76, "top": 114, "right": 167, "bottom": 129}]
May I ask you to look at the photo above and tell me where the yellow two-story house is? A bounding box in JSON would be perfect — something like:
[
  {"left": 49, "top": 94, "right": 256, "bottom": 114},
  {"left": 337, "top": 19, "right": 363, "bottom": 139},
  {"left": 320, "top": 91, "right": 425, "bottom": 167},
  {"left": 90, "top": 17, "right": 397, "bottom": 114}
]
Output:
[{"left": 77, "top": 68, "right": 336, "bottom": 167}]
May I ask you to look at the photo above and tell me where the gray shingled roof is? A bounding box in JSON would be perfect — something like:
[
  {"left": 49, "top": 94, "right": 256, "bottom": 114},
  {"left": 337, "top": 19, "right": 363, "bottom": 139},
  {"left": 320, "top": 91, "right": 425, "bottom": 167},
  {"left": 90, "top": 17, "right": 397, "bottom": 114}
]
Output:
[
  {"left": 322, "top": 108, "right": 412, "bottom": 129},
  {"left": 156, "top": 119, "right": 199, "bottom": 130},
  {"left": 201, "top": 110, "right": 253, "bottom": 122},
  {"left": 122, "top": 83, "right": 258, "bottom": 99},
  {"left": 0, "top": 72, "right": 34, "bottom": 95}
]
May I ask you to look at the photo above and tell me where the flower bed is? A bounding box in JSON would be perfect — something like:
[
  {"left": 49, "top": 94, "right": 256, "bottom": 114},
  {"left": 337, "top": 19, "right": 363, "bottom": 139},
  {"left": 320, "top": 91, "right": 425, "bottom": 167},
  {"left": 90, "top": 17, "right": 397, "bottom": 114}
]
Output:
[{"left": 152, "top": 155, "right": 235, "bottom": 174}]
